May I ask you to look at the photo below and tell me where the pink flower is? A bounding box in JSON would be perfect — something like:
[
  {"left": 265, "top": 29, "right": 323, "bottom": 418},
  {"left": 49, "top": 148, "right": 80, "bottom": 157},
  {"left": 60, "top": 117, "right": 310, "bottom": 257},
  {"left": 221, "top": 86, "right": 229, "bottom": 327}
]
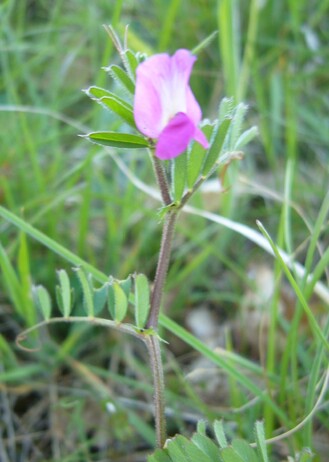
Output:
[{"left": 133, "top": 49, "right": 209, "bottom": 160}]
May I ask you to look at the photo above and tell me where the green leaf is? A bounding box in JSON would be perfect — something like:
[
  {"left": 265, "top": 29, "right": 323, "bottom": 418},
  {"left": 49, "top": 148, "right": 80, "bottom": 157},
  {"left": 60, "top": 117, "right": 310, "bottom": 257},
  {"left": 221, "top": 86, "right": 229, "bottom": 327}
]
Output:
[
  {"left": 112, "top": 281, "right": 128, "bottom": 322},
  {"left": 172, "top": 150, "right": 187, "bottom": 201},
  {"left": 119, "top": 275, "right": 132, "bottom": 299},
  {"left": 84, "top": 85, "right": 113, "bottom": 100},
  {"left": 202, "top": 117, "right": 232, "bottom": 176},
  {"left": 93, "top": 282, "right": 108, "bottom": 315},
  {"left": 134, "top": 273, "right": 150, "bottom": 328},
  {"left": 192, "top": 433, "right": 221, "bottom": 461},
  {"left": 0, "top": 241, "right": 25, "bottom": 317},
  {"left": 218, "top": 97, "right": 234, "bottom": 123},
  {"left": 55, "top": 286, "right": 64, "bottom": 315},
  {"left": 166, "top": 436, "right": 189, "bottom": 461},
  {"left": 107, "top": 283, "right": 115, "bottom": 320},
  {"left": 123, "top": 49, "right": 139, "bottom": 80},
  {"left": 33, "top": 285, "right": 52, "bottom": 321},
  {"left": 83, "top": 86, "right": 136, "bottom": 127},
  {"left": 221, "top": 447, "right": 245, "bottom": 462},
  {"left": 107, "top": 64, "right": 135, "bottom": 94},
  {"left": 228, "top": 103, "right": 248, "bottom": 150},
  {"left": 98, "top": 97, "right": 136, "bottom": 128},
  {"left": 56, "top": 269, "right": 73, "bottom": 317},
  {"left": 147, "top": 449, "right": 172, "bottom": 462},
  {"left": 82, "top": 131, "right": 150, "bottom": 149},
  {"left": 254, "top": 421, "right": 269, "bottom": 462},
  {"left": 187, "top": 122, "right": 214, "bottom": 189},
  {"left": 169, "top": 435, "right": 213, "bottom": 462},
  {"left": 235, "top": 126, "right": 258, "bottom": 150},
  {"left": 232, "top": 439, "right": 258, "bottom": 462},
  {"left": 183, "top": 440, "right": 214, "bottom": 462},
  {"left": 74, "top": 267, "right": 94, "bottom": 317},
  {"left": 298, "top": 448, "right": 314, "bottom": 462},
  {"left": 196, "top": 420, "right": 207, "bottom": 436},
  {"left": 214, "top": 420, "right": 228, "bottom": 448}
]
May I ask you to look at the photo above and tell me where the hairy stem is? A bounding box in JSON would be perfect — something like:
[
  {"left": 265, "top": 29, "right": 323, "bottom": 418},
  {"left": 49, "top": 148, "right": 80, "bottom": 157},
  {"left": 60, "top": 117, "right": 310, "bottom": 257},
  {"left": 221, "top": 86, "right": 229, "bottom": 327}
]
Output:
[
  {"left": 151, "top": 153, "right": 172, "bottom": 206},
  {"left": 16, "top": 316, "right": 145, "bottom": 352},
  {"left": 147, "top": 210, "right": 177, "bottom": 329},
  {"left": 146, "top": 334, "right": 167, "bottom": 448},
  {"left": 145, "top": 152, "right": 177, "bottom": 447},
  {"left": 145, "top": 207, "right": 177, "bottom": 448}
]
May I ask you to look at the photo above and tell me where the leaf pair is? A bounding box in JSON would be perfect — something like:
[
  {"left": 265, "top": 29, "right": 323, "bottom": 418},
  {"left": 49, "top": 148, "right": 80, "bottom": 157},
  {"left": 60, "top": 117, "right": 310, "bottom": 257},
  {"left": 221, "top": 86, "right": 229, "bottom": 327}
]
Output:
[
  {"left": 82, "top": 49, "right": 151, "bottom": 150},
  {"left": 171, "top": 98, "right": 257, "bottom": 203},
  {"left": 34, "top": 269, "right": 76, "bottom": 320},
  {"left": 84, "top": 86, "right": 136, "bottom": 128},
  {"left": 148, "top": 420, "right": 286, "bottom": 462},
  {"left": 34, "top": 269, "right": 151, "bottom": 329},
  {"left": 33, "top": 269, "right": 74, "bottom": 320},
  {"left": 82, "top": 84, "right": 149, "bottom": 150},
  {"left": 103, "top": 273, "right": 150, "bottom": 328},
  {"left": 149, "top": 420, "right": 314, "bottom": 462},
  {"left": 74, "top": 267, "right": 107, "bottom": 317}
]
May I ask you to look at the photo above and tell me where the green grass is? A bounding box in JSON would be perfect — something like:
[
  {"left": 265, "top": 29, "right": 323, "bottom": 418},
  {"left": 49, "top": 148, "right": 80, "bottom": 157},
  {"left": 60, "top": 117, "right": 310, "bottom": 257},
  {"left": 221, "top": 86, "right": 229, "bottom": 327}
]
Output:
[{"left": 0, "top": 0, "right": 329, "bottom": 461}]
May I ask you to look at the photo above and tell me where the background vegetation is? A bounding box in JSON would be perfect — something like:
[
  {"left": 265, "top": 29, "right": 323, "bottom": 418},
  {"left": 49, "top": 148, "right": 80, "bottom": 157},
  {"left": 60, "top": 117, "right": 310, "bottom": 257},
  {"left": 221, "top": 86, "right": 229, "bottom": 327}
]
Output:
[{"left": 0, "top": 0, "right": 328, "bottom": 460}]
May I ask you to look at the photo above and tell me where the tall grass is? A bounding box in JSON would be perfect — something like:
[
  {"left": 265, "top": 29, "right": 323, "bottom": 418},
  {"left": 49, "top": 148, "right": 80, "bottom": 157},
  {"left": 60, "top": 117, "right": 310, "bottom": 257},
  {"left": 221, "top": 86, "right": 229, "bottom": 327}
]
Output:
[{"left": 0, "top": 0, "right": 328, "bottom": 460}]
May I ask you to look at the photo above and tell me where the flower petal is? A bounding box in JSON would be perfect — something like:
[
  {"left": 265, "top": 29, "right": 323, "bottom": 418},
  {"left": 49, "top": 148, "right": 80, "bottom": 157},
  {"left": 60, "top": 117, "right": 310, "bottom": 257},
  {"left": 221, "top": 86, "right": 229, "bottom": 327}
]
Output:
[
  {"left": 171, "top": 50, "right": 203, "bottom": 126},
  {"left": 171, "top": 49, "right": 196, "bottom": 85},
  {"left": 134, "top": 53, "right": 171, "bottom": 139},
  {"left": 134, "top": 49, "right": 203, "bottom": 140},
  {"left": 155, "top": 112, "right": 195, "bottom": 160},
  {"left": 185, "top": 86, "right": 202, "bottom": 126},
  {"left": 165, "top": 50, "right": 197, "bottom": 118}
]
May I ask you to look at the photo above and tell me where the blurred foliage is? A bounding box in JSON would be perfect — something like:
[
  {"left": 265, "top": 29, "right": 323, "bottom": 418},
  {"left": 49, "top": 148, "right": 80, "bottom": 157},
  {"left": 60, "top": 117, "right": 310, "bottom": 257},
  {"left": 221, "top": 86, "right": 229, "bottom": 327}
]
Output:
[{"left": 0, "top": 0, "right": 328, "bottom": 460}]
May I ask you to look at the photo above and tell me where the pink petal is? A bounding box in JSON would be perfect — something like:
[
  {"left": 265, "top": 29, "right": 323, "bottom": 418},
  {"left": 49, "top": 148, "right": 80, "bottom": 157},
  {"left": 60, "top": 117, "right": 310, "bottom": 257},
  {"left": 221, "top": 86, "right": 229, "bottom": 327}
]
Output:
[
  {"left": 155, "top": 112, "right": 195, "bottom": 160},
  {"left": 162, "top": 50, "right": 200, "bottom": 125},
  {"left": 134, "top": 53, "right": 171, "bottom": 139},
  {"left": 171, "top": 50, "right": 203, "bottom": 126},
  {"left": 171, "top": 49, "right": 196, "bottom": 82},
  {"left": 185, "top": 86, "right": 202, "bottom": 126},
  {"left": 134, "top": 49, "right": 202, "bottom": 139}
]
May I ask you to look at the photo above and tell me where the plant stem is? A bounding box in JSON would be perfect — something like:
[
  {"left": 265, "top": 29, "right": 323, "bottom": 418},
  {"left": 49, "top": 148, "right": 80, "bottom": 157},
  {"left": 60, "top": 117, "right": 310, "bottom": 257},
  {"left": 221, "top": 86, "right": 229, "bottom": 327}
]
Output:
[
  {"left": 151, "top": 153, "right": 172, "bottom": 206},
  {"left": 148, "top": 150, "right": 177, "bottom": 330},
  {"left": 146, "top": 151, "right": 177, "bottom": 447},
  {"left": 16, "top": 316, "right": 145, "bottom": 352},
  {"left": 145, "top": 206, "right": 177, "bottom": 448},
  {"left": 146, "top": 334, "right": 167, "bottom": 448},
  {"left": 147, "top": 210, "right": 177, "bottom": 329}
]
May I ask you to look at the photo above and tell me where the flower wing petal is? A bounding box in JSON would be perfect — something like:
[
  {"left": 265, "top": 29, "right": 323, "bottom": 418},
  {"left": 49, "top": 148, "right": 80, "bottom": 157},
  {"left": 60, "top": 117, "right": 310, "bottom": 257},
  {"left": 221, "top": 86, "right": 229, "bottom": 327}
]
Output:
[
  {"left": 155, "top": 112, "right": 195, "bottom": 160},
  {"left": 171, "top": 49, "right": 196, "bottom": 84},
  {"left": 185, "top": 87, "right": 202, "bottom": 126},
  {"left": 169, "top": 50, "right": 202, "bottom": 123},
  {"left": 134, "top": 53, "right": 171, "bottom": 138}
]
